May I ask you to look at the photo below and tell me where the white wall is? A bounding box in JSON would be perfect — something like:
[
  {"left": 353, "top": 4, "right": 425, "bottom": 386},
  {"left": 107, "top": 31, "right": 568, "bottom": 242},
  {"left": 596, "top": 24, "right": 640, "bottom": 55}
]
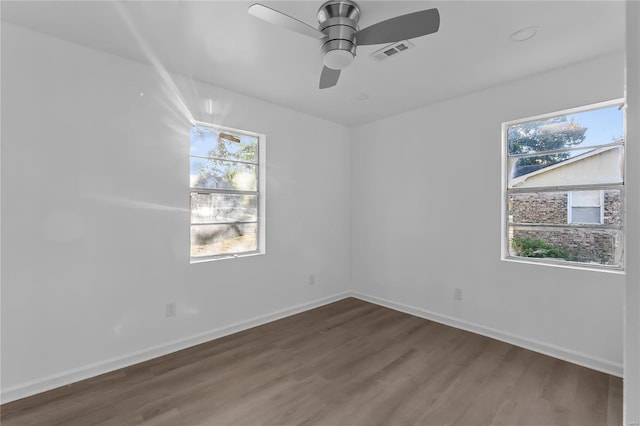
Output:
[
  {"left": 625, "top": 0, "right": 640, "bottom": 422},
  {"left": 351, "top": 51, "right": 626, "bottom": 374},
  {"left": 0, "top": 23, "right": 351, "bottom": 401}
]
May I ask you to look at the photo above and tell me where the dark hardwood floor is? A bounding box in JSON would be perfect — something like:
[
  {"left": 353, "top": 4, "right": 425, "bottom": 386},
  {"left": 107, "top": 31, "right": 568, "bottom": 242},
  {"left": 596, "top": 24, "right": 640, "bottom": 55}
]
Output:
[{"left": 1, "top": 298, "right": 622, "bottom": 426}]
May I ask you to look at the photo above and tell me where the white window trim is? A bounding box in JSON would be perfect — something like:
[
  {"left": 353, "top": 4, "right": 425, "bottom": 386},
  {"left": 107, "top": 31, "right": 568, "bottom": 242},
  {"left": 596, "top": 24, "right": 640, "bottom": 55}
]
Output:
[
  {"left": 190, "top": 120, "right": 266, "bottom": 263},
  {"left": 500, "top": 98, "right": 626, "bottom": 273}
]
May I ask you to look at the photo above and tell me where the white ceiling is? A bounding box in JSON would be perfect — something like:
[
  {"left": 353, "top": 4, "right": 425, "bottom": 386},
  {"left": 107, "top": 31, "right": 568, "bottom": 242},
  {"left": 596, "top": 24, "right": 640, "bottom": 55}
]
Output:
[{"left": 1, "top": 1, "right": 626, "bottom": 126}]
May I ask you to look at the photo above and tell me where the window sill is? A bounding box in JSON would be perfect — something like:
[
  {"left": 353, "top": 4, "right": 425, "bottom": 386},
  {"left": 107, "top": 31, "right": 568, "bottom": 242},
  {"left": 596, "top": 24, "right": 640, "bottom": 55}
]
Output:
[
  {"left": 190, "top": 251, "right": 264, "bottom": 264},
  {"left": 502, "top": 255, "right": 625, "bottom": 274}
]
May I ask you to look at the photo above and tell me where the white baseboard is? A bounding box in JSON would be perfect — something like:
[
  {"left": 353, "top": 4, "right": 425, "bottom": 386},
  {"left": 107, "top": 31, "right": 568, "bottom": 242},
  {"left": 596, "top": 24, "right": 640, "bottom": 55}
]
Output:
[
  {"left": 0, "top": 291, "right": 351, "bottom": 404},
  {"left": 348, "top": 291, "right": 623, "bottom": 378}
]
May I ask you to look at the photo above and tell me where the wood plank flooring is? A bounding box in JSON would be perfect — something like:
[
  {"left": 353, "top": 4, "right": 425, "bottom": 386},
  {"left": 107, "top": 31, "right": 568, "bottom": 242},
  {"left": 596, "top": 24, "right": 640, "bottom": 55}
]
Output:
[{"left": 1, "top": 298, "right": 622, "bottom": 426}]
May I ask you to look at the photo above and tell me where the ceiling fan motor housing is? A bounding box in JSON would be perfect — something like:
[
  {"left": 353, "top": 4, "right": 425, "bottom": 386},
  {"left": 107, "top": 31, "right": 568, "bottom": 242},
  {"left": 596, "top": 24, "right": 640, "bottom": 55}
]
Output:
[{"left": 317, "top": 0, "right": 360, "bottom": 69}]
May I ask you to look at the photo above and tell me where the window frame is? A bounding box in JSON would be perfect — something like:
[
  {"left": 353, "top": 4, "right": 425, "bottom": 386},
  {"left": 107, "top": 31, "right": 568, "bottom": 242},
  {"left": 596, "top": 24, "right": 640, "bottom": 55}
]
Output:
[
  {"left": 189, "top": 120, "right": 266, "bottom": 263},
  {"left": 501, "top": 98, "right": 626, "bottom": 273}
]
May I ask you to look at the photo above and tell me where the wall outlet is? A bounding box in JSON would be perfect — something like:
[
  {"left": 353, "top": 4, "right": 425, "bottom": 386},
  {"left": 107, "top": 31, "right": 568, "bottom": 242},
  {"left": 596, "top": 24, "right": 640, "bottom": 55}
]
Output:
[
  {"left": 454, "top": 288, "right": 463, "bottom": 301},
  {"left": 308, "top": 273, "right": 315, "bottom": 286},
  {"left": 165, "top": 302, "right": 176, "bottom": 318}
]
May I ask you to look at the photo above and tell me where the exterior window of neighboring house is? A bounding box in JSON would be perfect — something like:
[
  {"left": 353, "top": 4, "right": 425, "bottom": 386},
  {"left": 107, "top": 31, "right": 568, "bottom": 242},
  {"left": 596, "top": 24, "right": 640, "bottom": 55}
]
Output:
[
  {"left": 189, "top": 122, "right": 265, "bottom": 262},
  {"left": 568, "top": 190, "right": 603, "bottom": 225},
  {"left": 503, "top": 99, "right": 625, "bottom": 270}
]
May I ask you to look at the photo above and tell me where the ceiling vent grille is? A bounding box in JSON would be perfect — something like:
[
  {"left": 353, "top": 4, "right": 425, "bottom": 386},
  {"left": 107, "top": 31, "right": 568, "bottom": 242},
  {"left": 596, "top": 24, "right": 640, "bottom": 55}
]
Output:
[{"left": 369, "top": 40, "right": 415, "bottom": 62}]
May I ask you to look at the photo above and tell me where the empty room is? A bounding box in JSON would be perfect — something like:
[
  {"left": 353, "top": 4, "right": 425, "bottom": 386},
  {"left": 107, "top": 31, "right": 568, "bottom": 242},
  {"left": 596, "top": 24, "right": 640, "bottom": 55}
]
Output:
[{"left": 1, "top": 1, "right": 639, "bottom": 425}]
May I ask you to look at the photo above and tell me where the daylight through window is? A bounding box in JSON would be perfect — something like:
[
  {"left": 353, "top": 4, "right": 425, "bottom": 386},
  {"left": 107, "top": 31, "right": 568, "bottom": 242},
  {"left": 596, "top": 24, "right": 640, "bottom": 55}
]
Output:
[
  {"left": 503, "top": 100, "right": 625, "bottom": 270},
  {"left": 189, "top": 123, "right": 265, "bottom": 261}
]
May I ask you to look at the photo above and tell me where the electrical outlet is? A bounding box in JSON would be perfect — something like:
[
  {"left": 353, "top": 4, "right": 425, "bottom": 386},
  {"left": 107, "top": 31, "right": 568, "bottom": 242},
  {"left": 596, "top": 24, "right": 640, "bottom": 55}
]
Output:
[
  {"left": 309, "top": 273, "right": 315, "bottom": 286},
  {"left": 165, "top": 302, "right": 176, "bottom": 318},
  {"left": 454, "top": 288, "right": 463, "bottom": 301}
]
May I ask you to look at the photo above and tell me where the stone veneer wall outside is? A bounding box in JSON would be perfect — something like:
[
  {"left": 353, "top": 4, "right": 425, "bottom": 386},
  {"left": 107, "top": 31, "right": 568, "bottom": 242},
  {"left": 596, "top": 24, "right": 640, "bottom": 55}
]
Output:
[{"left": 509, "top": 190, "right": 622, "bottom": 264}]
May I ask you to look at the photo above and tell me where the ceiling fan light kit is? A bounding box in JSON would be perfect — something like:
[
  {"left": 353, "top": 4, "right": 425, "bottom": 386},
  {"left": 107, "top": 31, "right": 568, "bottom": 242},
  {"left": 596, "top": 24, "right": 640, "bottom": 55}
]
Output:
[
  {"left": 323, "top": 47, "right": 355, "bottom": 69},
  {"left": 317, "top": 0, "right": 360, "bottom": 70},
  {"left": 248, "top": 0, "right": 440, "bottom": 89}
]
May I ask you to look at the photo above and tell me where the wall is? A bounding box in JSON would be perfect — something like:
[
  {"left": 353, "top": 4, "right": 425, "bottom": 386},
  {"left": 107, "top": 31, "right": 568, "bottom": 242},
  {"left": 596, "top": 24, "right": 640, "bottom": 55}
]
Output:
[
  {"left": 351, "top": 51, "right": 626, "bottom": 375},
  {"left": 511, "top": 192, "right": 569, "bottom": 225},
  {"left": 0, "top": 23, "right": 351, "bottom": 402},
  {"left": 624, "top": 0, "right": 640, "bottom": 422}
]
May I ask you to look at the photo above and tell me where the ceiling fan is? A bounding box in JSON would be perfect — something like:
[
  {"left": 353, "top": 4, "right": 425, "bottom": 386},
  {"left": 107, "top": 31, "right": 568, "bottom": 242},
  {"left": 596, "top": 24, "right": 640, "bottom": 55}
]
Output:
[{"left": 248, "top": 1, "right": 440, "bottom": 89}]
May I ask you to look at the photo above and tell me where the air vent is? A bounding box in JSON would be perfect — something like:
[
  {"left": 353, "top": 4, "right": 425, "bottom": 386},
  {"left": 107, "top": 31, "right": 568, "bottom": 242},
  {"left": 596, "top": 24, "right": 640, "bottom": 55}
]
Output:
[{"left": 370, "top": 40, "right": 415, "bottom": 62}]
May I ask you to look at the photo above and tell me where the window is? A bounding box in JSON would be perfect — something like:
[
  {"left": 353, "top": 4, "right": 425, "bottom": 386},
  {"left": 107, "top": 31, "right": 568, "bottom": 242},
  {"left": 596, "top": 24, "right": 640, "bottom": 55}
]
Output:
[
  {"left": 503, "top": 100, "right": 625, "bottom": 270},
  {"left": 568, "top": 190, "right": 603, "bottom": 225},
  {"left": 189, "top": 122, "right": 265, "bottom": 261}
]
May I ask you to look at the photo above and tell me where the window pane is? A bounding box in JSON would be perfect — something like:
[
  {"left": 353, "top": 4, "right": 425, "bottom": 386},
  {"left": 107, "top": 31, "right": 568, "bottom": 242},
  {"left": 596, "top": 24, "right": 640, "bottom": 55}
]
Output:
[
  {"left": 571, "top": 207, "right": 600, "bottom": 224},
  {"left": 509, "top": 192, "right": 568, "bottom": 224},
  {"left": 571, "top": 190, "right": 601, "bottom": 206},
  {"left": 190, "top": 193, "right": 257, "bottom": 224},
  {"left": 191, "top": 223, "right": 257, "bottom": 257},
  {"left": 190, "top": 125, "right": 257, "bottom": 162},
  {"left": 508, "top": 225, "right": 622, "bottom": 266},
  {"left": 510, "top": 190, "right": 621, "bottom": 225},
  {"left": 507, "top": 105, "right": 623, "bottom": 156},
  {"left": 508, "top": 146, "right": 623, "bottom": 188},
  {"left": 603, "top": 190, "right": 623, "bottom": 225},
  {"left": 190, "top": 157, "right": 257, "bottom": 191}
]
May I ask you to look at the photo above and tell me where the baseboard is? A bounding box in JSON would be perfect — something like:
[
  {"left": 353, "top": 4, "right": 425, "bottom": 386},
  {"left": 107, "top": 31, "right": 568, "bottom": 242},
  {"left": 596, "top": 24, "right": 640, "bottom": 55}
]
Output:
[
  {"left": 1, "top": 291, "right": 351, "bottom": 404},
  {"left": 349, "top": 291, "right": 624, "bottom": 378}
]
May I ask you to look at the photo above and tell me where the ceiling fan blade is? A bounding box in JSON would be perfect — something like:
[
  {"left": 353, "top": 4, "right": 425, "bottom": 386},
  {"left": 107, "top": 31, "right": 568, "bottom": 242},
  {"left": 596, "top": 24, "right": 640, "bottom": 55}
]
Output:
[
  {"left": 248, "top": 4, "right": 326, "bottom": 40},
  {"left": 319, "top": 66, "right": 340, "bottom": 89},
  {"left": 356, "top": 8, "right": 440, "bottom": 46}
]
